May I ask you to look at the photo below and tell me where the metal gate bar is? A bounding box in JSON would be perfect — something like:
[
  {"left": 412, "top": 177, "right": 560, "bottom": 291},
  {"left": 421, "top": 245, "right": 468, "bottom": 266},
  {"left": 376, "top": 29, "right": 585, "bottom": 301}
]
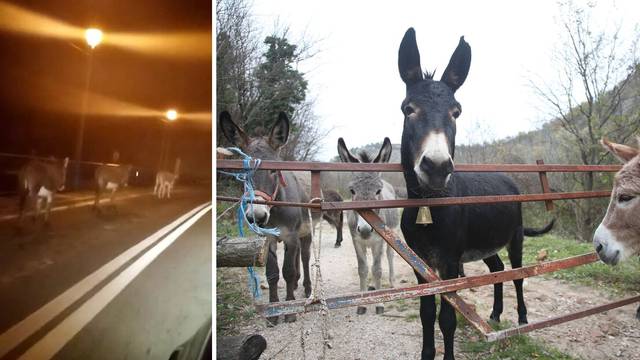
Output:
[
  {"left": 256, "top": 253, "right": 598, "bottom": 317},
  {"left": 486, "top": 294, "right": 640, "bottom": 342}
]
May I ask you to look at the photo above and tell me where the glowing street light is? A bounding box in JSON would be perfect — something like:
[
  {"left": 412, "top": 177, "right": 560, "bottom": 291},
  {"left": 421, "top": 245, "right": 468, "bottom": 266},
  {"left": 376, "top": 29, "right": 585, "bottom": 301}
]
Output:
[
  {"left": 166, "top": 109, "right": 178, "bottom": 121},
  {"left": 85, "top": 28, "right": 103, "bottom": 49}
]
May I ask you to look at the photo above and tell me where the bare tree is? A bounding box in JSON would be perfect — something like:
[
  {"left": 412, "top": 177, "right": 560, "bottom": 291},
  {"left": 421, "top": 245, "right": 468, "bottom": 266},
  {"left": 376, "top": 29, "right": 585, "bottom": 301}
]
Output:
[{"left": 530, "top": 0, "right": 640, "bottom": 241}]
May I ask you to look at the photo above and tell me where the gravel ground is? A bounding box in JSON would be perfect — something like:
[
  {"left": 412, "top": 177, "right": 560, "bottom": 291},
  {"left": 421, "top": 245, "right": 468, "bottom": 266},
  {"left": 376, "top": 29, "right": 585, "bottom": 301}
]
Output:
[{"left": 242, "top": 221, "right": 640, "bottom": 360}]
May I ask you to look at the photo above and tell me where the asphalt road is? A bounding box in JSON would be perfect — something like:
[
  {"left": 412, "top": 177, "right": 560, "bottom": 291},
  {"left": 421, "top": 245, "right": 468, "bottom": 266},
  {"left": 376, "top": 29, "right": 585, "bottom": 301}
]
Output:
[{"left": 0, "top": 186, "right": 212, "bottom": 360}]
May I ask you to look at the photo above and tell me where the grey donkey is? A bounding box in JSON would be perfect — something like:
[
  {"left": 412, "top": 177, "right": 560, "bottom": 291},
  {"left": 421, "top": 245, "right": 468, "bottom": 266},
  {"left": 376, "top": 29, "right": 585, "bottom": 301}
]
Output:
[
  {"left": 219, "top": 110, "right": 317, "bottom": 325},
  {"left": 18, "top": 157, "right": 69, "bottom": 225},
  {"left": 337, "top": 137, "right": 397, "bottom": 315},
  {"left": 94, "top": 164, "right": 132, "bottom": 211}
]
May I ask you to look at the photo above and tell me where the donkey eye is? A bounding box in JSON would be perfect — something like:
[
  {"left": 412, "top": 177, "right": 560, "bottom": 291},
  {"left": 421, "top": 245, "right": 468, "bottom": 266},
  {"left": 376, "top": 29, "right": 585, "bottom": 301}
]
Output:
[
  {"left": 403, "top": 105, "right": 415, "bottom": 116},
  {"left": 618, "top": 194, "right": 635, "bottom": 203},
  {"left": 376, "top": 189, "right": 382, "bottom": 195},
  {"left": 350, "top": 189, "right": 355, "bottom": 195}
]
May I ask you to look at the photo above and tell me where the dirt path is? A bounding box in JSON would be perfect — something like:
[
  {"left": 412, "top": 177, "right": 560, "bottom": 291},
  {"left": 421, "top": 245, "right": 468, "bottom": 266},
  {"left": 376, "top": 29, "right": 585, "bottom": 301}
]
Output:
[{"left": 245, "top": 221, "right": 640, "bottom": 360}]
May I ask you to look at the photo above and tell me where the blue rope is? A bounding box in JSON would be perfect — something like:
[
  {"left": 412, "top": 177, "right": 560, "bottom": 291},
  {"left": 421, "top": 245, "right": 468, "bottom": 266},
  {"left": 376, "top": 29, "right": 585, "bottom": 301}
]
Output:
[{"left": 219, "top": 147, "right": 283, "bottom": 299}]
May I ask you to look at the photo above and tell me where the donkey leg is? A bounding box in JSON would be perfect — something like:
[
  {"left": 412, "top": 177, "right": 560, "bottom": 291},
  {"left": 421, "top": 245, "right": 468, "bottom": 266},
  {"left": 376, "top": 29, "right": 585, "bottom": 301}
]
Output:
[
  {"left": 483, "top": 254, "right": 505, "bottom": 323},
  {"left": 372, "top": 240, "right": 384, "bottom": 314},
  {"left": 282, "top": 238, "right": 300, "bottom": 323},
  {"left": 509, "top": 229, "right": 528, "bottom": 324},
  {"left": 265, "top": 239, "right": 280, "bottom": 326},
  {"left": 43, "top": 198, "right": 52, "bottom": 226},
  {"left": 335, "top": 211, "right": 344, "bottom": 247},
  {"left": 416, "top": 272, "right": 437, "bottom": 360},
  {"left": 300, "top": 234, "right": 312, "bottom": 298},
  {"left": 353, "top": 239, "right": 369, "bottom": 315},
  {"left": 386, "top": 244, "right": 395, "bottom": 288},
  {"left": 439, "top": 262, "right": 460, "bottom": 360},
  {"left": 35, "top": 197, "right": 43, "bottom": 223},
  {"left": 293, "top": 244, "right": 301, "bottom": 290}
]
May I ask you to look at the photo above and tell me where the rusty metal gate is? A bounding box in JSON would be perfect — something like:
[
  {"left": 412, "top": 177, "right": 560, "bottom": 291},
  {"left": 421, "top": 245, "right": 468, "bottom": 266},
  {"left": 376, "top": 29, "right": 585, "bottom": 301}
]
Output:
[{"left": 216, "top": 159, "right": 638, "bottom": 342}]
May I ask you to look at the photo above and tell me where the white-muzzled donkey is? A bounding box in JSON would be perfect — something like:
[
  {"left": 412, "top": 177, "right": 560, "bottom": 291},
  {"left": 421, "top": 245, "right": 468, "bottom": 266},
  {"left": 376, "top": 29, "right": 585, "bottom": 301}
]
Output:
[
  {"left": 337, "top": 137, "right": 397, "bottom": 315},
  {"left": 18, "top": 157, "right": 69, "bottom": 225},
  {"left": 594, "top": 137, "right": 640, "bottom": 264},
  {"left": 155, "top": 159, "right": 180, "bottom": 199},
  {"left": 593, "top": 137, "right": 640, "bottom": 318},
  {"left": 94, "top": 164, "right": 132, "bottom": 211}
]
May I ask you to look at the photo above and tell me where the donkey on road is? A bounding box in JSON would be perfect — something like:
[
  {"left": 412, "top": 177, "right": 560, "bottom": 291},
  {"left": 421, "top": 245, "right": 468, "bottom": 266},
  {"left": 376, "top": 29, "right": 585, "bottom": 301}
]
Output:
[
  {"left": 94, "top": 164, "right": 132, "bottom": 211},
  {"left": 18, "top": 157, "right": 69, "bottom": 225},
  {"left": 397, "top": 28, "right": 554, "bottom": 360},
  {"left": 338, "top": 137, "right": 397, "bottom": 315},
  {"left": 155, "top": 159, "right": 181, "bottom": 199}
]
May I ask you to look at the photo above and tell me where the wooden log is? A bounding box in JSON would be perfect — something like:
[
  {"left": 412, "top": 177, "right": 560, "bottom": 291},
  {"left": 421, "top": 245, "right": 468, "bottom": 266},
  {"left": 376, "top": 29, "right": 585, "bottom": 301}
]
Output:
[
  {"left": 216, "top": 236, "right": 266, "bottom": 267},
  {"left": 216, "top": 334, "right": 267, "bottom": 360}
]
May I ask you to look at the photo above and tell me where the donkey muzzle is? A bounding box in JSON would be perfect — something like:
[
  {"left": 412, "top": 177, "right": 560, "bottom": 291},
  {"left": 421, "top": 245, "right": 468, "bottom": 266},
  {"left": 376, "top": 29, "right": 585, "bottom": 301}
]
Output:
[
  {"left": 593, "top": 224, "right": 623, "bottom": 265},
  {"left": 417, "top": 156, "right": 454, "bottom": 190}
]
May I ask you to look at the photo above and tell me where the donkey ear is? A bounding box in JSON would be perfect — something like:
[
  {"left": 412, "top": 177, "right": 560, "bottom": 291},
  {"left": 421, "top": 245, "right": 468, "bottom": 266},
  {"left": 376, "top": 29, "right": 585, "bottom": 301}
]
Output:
[
  {"left": 441, "top": 36, "right": 471, "bottom": 92},
  {"left": 601, "top": 138, "right": 639, "bottom": 163},
  {"left": 373, "top": 137, "right": 393, "bottom": 163},
  {"left": 219, "top": 111, "right": 248, "bottom": 147},
  {"left": 337, "top": 138, "right": 360, "bottom": 163},
  {"left": 269, "top": 112, "right": 290, "bottom": 149},
  {"left": 398, "top": 28, "right": 423, "bottom": 86}
]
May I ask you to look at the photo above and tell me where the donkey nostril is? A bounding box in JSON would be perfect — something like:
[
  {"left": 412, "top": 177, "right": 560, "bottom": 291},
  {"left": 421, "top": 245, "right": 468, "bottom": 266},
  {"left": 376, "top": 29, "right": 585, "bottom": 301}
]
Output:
[
  {"left": 596, "top": 244, "right": 603, "bottom": 253},
  {"left": 420, "top": 157, "right": 436, "bottom": 172}
]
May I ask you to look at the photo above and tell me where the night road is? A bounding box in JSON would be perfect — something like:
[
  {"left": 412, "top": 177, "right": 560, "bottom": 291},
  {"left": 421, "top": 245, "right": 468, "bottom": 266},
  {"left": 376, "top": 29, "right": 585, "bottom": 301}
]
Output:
[{"left": 0, "top": 186, "right": 211, "bottom": 359}]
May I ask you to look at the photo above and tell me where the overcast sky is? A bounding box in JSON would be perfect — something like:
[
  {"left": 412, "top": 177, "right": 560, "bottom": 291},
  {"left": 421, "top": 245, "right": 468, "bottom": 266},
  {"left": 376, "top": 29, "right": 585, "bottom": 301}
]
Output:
[{"left": 250, "top": 0, "right": 640, "bottom": 161}]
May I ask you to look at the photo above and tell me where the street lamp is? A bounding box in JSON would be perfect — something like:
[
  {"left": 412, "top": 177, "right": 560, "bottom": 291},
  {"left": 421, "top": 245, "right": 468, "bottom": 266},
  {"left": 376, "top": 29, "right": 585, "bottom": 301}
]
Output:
[
  {"left": 85, "top": 28, "right": 103, "bottom": 49},
  {"left": 159, "top": 109, "right": 178, "bottom": 170},
  {"left": 73, "top": 27, "right": 103, "bottom": 188},
  {"left": 166, "top": 109, "right": 178, "bottom": 121}
]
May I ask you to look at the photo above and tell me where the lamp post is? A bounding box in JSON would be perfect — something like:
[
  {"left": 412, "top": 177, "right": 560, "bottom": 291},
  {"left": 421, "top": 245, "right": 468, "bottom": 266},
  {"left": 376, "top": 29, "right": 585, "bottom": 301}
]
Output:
[
  {"left": 73, "top": 28, "right": 103, "bottom": 188},
  {"left": 159, "top": 109, "right": 178, "bottom": 171}
]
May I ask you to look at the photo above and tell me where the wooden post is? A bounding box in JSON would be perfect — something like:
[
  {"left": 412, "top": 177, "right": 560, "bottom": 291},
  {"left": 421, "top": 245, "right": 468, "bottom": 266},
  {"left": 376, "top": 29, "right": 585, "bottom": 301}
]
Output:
[
  {"left": 311, "top": 170, "right": 322, "bottom": 208},
  {"left": 216, "top": 334, "right": 267, "bottom": 360},
  {"left": 536, "top": 159, "right": 554, "bottom": 211},
  {"left": 216, "top": 237, "right": 267, "bottom": 267}
]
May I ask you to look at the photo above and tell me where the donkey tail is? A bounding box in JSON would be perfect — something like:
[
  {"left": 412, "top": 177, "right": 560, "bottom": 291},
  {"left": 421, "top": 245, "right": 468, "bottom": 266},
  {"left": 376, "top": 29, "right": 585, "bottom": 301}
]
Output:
[{"left": 524, "top": 218, "right": 555, "bottom": 237}]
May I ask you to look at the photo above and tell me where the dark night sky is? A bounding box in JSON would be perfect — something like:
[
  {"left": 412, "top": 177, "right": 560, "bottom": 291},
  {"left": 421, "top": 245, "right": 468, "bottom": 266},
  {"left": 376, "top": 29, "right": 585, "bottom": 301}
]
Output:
[{"left": 0, "top": 0, "right": 211, "bottom": 181}]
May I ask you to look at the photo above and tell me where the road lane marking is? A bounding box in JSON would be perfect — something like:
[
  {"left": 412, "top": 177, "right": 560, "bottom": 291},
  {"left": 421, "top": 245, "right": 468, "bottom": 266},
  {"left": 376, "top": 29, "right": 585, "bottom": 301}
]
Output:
[
  {"left": 19, "top": 203, "right": 212, "bottom": 360},
  {"left": 0, "top": 202, "right": 210, "bottom": 358}
]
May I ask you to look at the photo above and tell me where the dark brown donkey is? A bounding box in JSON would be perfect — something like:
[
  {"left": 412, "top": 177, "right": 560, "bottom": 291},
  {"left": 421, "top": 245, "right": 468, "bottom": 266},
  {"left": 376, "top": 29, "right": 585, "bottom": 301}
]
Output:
[
  {"left": 94, "top": 164, "right": 132, "bottom": 211},
  {"left": 18, "top": 157, "right": 69, "bottom": 225},
  {"left": 397, "top": 28, "right": 553, "bottom": 360}
]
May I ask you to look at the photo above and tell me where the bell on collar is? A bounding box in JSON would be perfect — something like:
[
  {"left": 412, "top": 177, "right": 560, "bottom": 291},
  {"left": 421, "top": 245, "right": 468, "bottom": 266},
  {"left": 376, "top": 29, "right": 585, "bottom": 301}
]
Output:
[{"left": 416, "top": 206, "right": 433, "bottom": 225}]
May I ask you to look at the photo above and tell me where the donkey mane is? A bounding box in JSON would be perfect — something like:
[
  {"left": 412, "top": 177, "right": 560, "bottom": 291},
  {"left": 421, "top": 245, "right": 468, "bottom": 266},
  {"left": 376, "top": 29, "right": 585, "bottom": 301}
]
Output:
[
  {"left": 424, "top": 70, "right": 436, "bottom": 79},
  {"left": 358, "top": 151, "right": 372, "bottom": 163}
]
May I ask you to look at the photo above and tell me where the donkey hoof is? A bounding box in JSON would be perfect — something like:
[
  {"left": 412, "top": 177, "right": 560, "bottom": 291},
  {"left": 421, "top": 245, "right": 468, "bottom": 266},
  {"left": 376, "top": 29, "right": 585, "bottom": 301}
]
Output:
[
  {"left": 334, "top": 242, "right": 341, "bottom": 248},
  {"left": 367, "top": 286, "right": 376, "bottom": 291},
  {"left": 636, "top": 308, "right": 640, "bottom": 321},
  {"left": 284, "top": 314, "right": 297, "bottom": 323},
  {"left": 266, "top": 316, "right": 279, "bottom": 327},
  {"left": 489, "top": 312, "right": 501, "bottom": 323},
  {"left": 518, "top": 316, "right": 528, "bottom": 325},
  {"left": 356, "top": 306, "right": 367, "bottom": 315},
  {"left": 304, "top": 288, "right": 312, "bottom": 298},
  {"left": 375, "top": 306, "right": 385, "bottom": 315}
]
